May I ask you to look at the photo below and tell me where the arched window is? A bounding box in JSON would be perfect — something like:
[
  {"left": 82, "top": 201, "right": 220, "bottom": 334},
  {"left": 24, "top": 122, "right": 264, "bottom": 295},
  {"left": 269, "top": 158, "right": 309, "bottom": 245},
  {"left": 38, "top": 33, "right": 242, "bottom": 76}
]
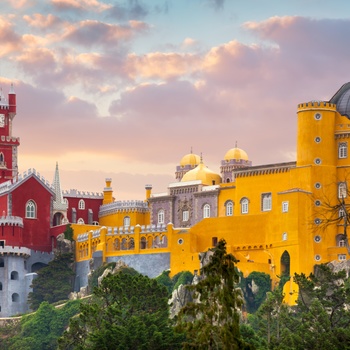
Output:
[
  {"left": 11, "top": 271, "right": 19, "bottom": 280},
  {"left": 26, "top": 200, "right": 36, "bottom": 218},
  {"left": 158, "top": 210, "right": 164, "bottom": 224},
  {"left": 339, "top": 142, "right": 348, "bottom": 159},
  {"left": 203, "top": 204, "right": 210, "bottom": 218},
  {"left": 0, "top": 152, "right": 4, "bottom": 164},
  {"left": 12, "top": 293, "right": 19, "bottom": 302},
  {"left": 225, "top": 201, "right": 233, "bottom": 216},
  {"left": 77, "top": 218, "right": 85, "bottom": 224},
  {"left": 123, "top": 216, "right": 130, "bottom": 227},
  {"left": 280, "top": 251, "right": 290, "bottom": 276},
  {"left": 128, "top": 238, "right": 134, "bottom": 250},
  {"left": 336, "top": 234, "right": 346, "bottom": 247},
  {"left": 261, "top": 193, "right": 272, "bottom": 211},
  {"left": 240, "top": 198, "right": 249, "bottom": 214},
  {"left": 78, "top": 199, "right": 85, "bottom": 210},
  {"left": 338, "top": 182, "right": 347, "bottom": 199},
  {"left": 140, "top": 237, "right": 147, "bottom": 249}
]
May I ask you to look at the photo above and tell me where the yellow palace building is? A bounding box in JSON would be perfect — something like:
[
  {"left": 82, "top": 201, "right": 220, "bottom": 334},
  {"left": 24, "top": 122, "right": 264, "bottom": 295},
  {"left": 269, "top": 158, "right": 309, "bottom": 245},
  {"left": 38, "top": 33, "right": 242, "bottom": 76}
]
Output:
[{"left": 72, "top": 83, "right": 350, "bottom": 301}]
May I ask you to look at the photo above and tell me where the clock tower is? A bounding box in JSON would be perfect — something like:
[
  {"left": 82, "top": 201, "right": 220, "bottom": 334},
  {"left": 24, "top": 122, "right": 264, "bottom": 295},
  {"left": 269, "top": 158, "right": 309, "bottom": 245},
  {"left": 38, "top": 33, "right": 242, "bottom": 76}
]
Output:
[{"left": 0, "top": 84, "right": 19, "bottom": 183}]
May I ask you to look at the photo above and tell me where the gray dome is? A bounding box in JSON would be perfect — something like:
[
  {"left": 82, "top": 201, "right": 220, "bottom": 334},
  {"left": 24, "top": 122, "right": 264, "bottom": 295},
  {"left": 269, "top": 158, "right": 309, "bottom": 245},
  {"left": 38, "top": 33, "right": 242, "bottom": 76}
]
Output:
[{"left": 329, "top": 82, "right": 350, "bottom": 118}]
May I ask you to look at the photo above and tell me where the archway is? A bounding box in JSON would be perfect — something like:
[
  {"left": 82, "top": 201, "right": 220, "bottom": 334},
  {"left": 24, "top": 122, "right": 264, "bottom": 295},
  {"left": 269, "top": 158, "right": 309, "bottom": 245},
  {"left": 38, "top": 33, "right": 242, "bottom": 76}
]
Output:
[{"left": 280, "top": 250, "right": 290, "bottom": 276}]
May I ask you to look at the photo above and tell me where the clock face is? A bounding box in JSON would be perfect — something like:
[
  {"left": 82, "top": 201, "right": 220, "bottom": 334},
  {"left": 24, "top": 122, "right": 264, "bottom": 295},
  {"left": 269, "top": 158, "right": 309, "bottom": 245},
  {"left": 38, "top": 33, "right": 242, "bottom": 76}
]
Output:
[{"left": 0, "top": 114, "right": 4, "bottom": 127}]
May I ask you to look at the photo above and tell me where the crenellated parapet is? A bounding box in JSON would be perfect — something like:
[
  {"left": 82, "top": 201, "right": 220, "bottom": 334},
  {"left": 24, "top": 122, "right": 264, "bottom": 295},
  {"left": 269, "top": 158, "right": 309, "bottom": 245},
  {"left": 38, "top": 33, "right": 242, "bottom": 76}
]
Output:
[
  {"left": 63, "top": 189, "right": 103, "bottom": 199},
  {"left": 99, "top": 200, "right": 149, "bottom": 217},
  {"left": 0, "top": 246, "right": 31, "bottom": 257},
  {"left": 0, "top": 168, "right": 53, "bottom": 195},
  {"left": 297, "top": 101, "right": 337, "bottom": 112},
  {"left": 0, "top": 216, "right": 23, "bottom": 227},
  {"left": 0, "top": 136, "right": 19, "bottom": 143}
]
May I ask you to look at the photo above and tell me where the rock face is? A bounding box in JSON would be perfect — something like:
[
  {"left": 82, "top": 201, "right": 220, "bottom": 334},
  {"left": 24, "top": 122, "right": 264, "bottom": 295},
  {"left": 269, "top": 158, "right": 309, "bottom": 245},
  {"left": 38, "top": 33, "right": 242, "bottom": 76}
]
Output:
[
  {"left": 97, "top": 260, "right": 128, "bottom": 286},
  {"left": 169, "top": 283, "right": 193, "bottom": 319},
  {"left": 328, "top": 259, "right": 350, "bottom": 277},
  {"left": 54, "top": 233, "right": 74, "bottom": 255}
]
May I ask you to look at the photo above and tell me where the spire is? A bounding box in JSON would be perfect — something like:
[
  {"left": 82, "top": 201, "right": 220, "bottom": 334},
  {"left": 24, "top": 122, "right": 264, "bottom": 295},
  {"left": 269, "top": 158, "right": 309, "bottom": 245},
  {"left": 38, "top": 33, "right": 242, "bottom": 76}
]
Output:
[
  {"left": 52, "top": 162, "right": 68, "bottom": 211},
  {"left": 9, "top": 83, "right": 15, "bottom": 94},
  {"left": 235, "top": 140, "right": 238, "bottom": 148}
]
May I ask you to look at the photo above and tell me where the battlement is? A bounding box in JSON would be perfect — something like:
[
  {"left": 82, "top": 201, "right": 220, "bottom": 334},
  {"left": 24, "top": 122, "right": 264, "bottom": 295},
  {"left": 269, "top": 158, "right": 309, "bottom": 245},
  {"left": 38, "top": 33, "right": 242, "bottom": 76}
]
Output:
[
  {"left": 0, "top": 168, "right": 53, "bottom": 195},
  {"left": 298, "top": 100, "right": 337, "bottom": 111},
  {"left": 0, "top": 246, "right": 31, "bottom": 257},
  {"left": 0, "top": 216, "right": 23, "bottom": 227},
  {"left": 99, "top": 200, "right": 149, "bottom": 217},
  {"left": 0, "top": 135, "right": 19, "bottom": 143},
  {"left": 63, "top": 189, "right": 103, "bottom": 199}
]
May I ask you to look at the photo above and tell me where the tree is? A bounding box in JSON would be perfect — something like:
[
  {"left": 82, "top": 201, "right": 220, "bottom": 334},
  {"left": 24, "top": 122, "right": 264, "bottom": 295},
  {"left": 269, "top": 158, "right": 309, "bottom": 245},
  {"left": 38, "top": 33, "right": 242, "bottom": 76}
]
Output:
[
  {"left": 247, "top": 264, "right": 350, "bottom": 349},
  {"left": 28, "top": 252, "right": 75, "bottom": 310},
  {"left": 8, "top": 300, "right": 80, "bottom": 350},
  {"left": 176, "top": 239, "right": 253, "bottom": 349},
  {"left": 58, "top": 268, "right": 183, "bottom": 349}
]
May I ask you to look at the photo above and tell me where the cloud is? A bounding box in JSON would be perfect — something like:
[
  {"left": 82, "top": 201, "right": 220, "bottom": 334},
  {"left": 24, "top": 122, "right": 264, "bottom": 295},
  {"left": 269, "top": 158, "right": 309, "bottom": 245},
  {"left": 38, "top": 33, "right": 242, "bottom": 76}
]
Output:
[
  {"left": 63, "top": 19, "right": 149, "bottom": 47},
  {"left": 107, "top": 0, "right": 149, "bottom": 20},
  {"left": 126, "top": 52, "right": 201, "bottom": 80},
  {"left": 51, "top": 0, "right": 112, "bottom": 13},
  {"left": 23, "top": 13, "right": 62, "bottom": 30},
  {"left": 0, "top": 16, "right": 23, "bottom": 56}
]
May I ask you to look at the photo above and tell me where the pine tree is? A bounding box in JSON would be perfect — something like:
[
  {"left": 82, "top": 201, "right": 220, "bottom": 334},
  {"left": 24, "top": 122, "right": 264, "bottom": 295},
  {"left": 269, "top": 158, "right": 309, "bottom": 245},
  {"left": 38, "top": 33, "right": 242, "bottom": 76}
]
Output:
[{"left": 176, "top": 239, "right": 253, "bottom": 349}]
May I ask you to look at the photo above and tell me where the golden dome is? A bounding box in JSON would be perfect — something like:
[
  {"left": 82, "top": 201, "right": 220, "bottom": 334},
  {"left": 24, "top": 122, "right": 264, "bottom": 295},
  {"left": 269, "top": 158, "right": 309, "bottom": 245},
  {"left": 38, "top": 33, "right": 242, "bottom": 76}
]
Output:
[
  {"left": 181, "top": 161, "right": 222, "bottom": 185},
  {"left": 224, "top": 147, "right": 249, "bottom": 161},
  {"left": 180, "top": 153, "right": 200, "bottom": 167}
]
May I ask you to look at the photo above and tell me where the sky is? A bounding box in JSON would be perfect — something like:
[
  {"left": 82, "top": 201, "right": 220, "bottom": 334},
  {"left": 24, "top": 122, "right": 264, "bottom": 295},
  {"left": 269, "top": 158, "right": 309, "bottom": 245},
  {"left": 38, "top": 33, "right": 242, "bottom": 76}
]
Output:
[{"left": 1, "top": 0, "right": 350, "bottom": 200}]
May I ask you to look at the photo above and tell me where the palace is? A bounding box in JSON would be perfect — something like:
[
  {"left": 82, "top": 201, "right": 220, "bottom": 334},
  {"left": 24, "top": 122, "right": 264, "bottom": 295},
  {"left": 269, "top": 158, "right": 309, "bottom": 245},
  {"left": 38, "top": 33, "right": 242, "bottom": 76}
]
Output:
[{"left": 1, "top": 82, "right": 350, "bottom": 316}]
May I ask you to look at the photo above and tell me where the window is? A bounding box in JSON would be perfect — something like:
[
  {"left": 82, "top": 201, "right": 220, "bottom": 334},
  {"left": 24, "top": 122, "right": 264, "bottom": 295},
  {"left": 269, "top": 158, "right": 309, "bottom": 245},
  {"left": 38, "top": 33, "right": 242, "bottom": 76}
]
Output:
[
  {"left": 12, "top": 293, "right": 19, "bottom": 302},
  {"left": 241, "top": 198, "right": 249, "bottom": 214},
  {"left": 203, "top": 204, "right": 210, "bottom": 218},
  {"left": 282, "top": 232, "right": 287, "bottom": 241},
  {"left": 261, "top": 193, "right": 272, "bottom": 211},
  {"left": 77, "top": 218, "right": 84, "bottom": 224},
  {"left": 212, "top": 237, "right": 218, "bottom": 246},
  {"left": 339, "top": 208, "right": 346, "bottom": 218},
  {"left": 10, "top": 271, "right": 19, "bottom": 280},
  {"left": 123, "top": 216, "right": 130, "bottom": 227},
  {"left": 183, "top": 210, "right": 189, "bottom": 222},
  {"left": 225, "top": 201, "right": 233, "bottom": 216},
  {"left": 338, "top": 254, "right": 346, "bottom": 261},
  {"left": 338, "top": 182, "right": 347, "bottom": 199},
  {"left": 282, "top": 201, "right": 289, "bottom": 213},
  {"left": 25, "top": 200, "right": 36, "bottom": 218},
  {"left": 339, "top": 142, "right": 348, "bottom": 159},
  {"left": 158, "top": 210, "right": 164, "bottom": 224},
  {"left": 78, "top": 199, "right": 85, "bottom": 210}
]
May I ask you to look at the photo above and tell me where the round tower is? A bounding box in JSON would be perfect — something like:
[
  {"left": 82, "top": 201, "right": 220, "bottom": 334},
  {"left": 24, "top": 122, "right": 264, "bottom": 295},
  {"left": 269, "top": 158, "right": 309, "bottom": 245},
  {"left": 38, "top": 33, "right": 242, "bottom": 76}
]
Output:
[{"left": 297, "top": 101, "right": 337, "bottom": 167}]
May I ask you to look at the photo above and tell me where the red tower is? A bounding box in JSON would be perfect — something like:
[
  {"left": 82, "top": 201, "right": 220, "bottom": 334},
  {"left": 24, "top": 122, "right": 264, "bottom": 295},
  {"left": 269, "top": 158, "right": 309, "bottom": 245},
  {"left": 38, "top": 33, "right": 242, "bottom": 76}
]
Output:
[{"left": 0, "top": 84, "right": 19, "bottom": 183}]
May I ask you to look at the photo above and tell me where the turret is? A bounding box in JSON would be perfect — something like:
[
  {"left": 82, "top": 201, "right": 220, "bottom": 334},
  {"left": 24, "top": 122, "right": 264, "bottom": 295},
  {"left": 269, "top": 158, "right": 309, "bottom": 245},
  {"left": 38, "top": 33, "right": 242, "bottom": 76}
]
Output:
[
  {"left": 8, "top": 83, "right": 16, "bottom": 115},
  {"left": 145, "top": 184, "right": 152, "bottom": 200},
  {"left": 103, "top": 178, "right": 113, "bottom": 205}
]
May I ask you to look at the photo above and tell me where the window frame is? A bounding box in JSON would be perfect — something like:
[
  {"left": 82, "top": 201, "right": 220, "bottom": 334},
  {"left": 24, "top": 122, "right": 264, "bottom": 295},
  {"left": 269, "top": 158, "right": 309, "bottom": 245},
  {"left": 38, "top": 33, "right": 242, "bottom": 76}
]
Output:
[
  {"left": 261, "top": 193, "right": 272, "bottom": 212},
  {"left": 203, "top": 204, "right": 210, "bottom": 218},
  {"left": 157, "top": 209, "right": 165, "bottom": 224},
  {"left": 225, "top": 201, "right": 233, "bottom": 216},
  {"left": 25, "top": 200, "right": 36, "bottom": 219},
  {"left": 241, "top": 198, "right": 249, "bottom": 214},
  {"left": 339, "top": 142, "right": 348, "bottom": 159}
]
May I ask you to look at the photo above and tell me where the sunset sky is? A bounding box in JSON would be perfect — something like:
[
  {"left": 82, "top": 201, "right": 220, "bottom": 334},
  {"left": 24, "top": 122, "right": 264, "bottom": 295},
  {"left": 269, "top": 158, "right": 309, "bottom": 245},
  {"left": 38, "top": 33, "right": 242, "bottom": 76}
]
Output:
[{"left": 2, "top": 0, "right": 350, "bottom": 199}]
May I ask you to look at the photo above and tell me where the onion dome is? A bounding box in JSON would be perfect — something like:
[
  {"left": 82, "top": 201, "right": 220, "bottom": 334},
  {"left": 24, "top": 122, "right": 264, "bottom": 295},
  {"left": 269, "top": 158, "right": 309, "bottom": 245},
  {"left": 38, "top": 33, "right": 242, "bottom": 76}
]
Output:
[
  {"left": 224, "top": 147, "right": 249, "bottom": 162},
  {"left": 330, "top": 82, "right": 350, "bottom": 118},
  {"left": 180, "top": 153, "right": 200, "bottom": 167},
  {"left": 181, "top": 159, "right": 221, "bottom": 186}
]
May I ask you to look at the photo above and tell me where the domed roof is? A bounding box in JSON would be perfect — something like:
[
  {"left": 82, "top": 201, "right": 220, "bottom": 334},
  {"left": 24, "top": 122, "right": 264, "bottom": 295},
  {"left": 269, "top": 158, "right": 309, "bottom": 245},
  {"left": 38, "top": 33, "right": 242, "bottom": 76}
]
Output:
[
  {"left": 224, "top": 147, "right": 249, "bottom": 161},
  {"left": 330, "top": 82, "right": 350, "bottom": 118},
  {"left": 180, "top": 152, "right": 200, "bottom": 167},
  {"left": 181, "top": 161, "right": 222, "bottom": 185}
]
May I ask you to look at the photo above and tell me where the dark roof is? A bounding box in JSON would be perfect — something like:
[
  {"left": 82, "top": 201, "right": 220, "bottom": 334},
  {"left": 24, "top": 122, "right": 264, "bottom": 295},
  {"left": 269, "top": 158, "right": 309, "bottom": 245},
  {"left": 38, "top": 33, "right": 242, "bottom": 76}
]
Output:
[{"left": 329, "top": 82, "right": 350, "bottom": 119}]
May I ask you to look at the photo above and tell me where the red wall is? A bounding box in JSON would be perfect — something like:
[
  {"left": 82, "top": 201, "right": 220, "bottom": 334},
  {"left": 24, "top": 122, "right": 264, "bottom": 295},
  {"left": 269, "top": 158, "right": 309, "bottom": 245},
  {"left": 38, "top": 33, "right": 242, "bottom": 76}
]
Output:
[
  {"left": 11, "top": 176, "right": 53, "bottom": 251},
  {"left": 65, "top": 196, "right": 102, "bottom": 224}
]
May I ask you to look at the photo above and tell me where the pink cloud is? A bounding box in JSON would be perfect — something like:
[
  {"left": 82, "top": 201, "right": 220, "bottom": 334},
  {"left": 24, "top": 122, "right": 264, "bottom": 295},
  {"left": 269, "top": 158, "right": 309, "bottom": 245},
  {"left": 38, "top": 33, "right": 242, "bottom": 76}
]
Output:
[
  {"left": 0, "top": 17, "right": 22, "bottom": 56},
  {"left": 51, "top": 0, "right": 111, "bottom": 12},
  {"left": 126, "top": 52, "right": 201, "bottom": 80},
  {"left": 23, "top": 13, "right": 62, "bottom": 29}
]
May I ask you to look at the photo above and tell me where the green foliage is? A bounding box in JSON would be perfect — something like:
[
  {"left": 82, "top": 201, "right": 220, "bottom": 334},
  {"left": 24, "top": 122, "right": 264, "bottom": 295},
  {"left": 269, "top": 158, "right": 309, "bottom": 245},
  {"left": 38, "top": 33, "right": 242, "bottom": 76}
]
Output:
[
  {"left": 246, "top": 264, "right": 350, "bottom": 349},
  {"left": 176, "top": 239, "right": 253, "bottom": 349},
  {"left": 64, "top": 224, "right": 74, "bottom": 241},
  {"left": 59, "top": 270, "right": 184, "bottom": 349},
  {"left": 8, "top": 300, "right": 80, "bottom": 350},
  {"left": 241, "top": 271, "right": 271, "bottom": 313},
  {"left": 156, "top": 270, "right": 194, "bottom": 294},
  {"left": 28, "top": 253, "right": 75, "bottom": 310}
]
